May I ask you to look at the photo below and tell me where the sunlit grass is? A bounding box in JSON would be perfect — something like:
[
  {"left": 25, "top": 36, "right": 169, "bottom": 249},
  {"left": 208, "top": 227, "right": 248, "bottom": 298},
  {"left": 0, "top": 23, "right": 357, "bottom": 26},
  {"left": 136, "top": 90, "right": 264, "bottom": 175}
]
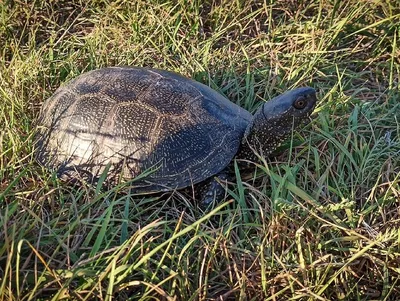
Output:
[{"left": 0, "top": 0, "right": 399, "bottom": 300}]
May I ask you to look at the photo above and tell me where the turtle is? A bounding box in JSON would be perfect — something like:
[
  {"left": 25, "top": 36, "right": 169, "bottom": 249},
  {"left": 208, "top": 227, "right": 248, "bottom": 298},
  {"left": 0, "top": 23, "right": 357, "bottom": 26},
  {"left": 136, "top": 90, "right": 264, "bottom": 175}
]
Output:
[{"left": 35, "top": 66, "right": 317, "bottom": 205}]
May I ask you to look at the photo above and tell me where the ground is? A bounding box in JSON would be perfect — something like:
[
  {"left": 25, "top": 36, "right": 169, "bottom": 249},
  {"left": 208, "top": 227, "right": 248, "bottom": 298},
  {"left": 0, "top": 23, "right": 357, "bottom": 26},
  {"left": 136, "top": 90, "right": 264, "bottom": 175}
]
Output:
[{"left": 0, "top": 0, "right": 399, "bottom": 300}]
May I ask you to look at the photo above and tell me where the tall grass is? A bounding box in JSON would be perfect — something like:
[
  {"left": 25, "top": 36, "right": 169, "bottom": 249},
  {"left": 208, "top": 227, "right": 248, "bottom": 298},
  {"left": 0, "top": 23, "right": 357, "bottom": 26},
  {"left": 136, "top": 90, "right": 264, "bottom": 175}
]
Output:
[{"left": 0, "top": 0, "right": 399, "bottom": 300}]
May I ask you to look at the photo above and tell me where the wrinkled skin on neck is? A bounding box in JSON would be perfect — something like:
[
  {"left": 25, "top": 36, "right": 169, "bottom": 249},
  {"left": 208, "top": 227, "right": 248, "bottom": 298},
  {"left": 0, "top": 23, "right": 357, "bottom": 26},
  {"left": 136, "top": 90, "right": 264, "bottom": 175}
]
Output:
[{"left": 236, "top": 111, "right": 297, "bottom": 161}]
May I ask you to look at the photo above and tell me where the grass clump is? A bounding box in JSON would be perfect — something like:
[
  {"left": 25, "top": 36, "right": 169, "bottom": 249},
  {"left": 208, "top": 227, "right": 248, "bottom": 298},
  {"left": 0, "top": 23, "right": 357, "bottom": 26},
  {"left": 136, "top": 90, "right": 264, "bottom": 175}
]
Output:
[{"left": 1, "top": 0, "right": 400, "bottom": 300}]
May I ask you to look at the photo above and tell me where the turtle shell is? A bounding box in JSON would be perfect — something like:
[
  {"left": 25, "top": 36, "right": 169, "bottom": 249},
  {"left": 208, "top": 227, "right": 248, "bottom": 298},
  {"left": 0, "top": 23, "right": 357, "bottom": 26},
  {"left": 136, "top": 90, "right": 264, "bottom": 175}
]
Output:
[{"left": 36, "top": 67, "right": 252, "bottom": 191}]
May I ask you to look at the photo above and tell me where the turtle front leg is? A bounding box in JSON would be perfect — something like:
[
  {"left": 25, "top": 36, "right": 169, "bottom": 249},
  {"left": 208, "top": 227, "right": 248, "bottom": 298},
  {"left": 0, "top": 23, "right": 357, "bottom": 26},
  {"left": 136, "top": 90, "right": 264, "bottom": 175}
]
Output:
[{"left": 197, "top": 170, "right": 229, "bottom": 208}]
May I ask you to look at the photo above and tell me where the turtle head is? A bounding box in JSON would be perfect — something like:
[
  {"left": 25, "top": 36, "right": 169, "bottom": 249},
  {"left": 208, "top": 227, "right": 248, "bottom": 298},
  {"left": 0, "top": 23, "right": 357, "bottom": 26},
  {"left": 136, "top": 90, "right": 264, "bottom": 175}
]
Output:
[
  {"left": 260, "top": 86, "right": 317, "bottom": 126},
  {"left": 239, "top": 87, "right": 317, "bottom": 159}
]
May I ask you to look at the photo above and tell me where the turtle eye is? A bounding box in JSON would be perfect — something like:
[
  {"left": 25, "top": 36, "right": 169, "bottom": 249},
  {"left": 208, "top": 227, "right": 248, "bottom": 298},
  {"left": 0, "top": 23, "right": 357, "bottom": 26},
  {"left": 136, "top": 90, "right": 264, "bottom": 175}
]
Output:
[{"left": 293, "top": 96, "right": 307, "bottom": 109}]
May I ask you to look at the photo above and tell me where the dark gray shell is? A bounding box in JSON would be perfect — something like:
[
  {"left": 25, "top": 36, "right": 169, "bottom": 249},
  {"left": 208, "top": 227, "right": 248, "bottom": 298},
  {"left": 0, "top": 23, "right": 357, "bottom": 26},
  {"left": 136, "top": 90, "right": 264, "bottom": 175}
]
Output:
[{"left": 36, "top": 67, "right": 252, "bottom": 191}]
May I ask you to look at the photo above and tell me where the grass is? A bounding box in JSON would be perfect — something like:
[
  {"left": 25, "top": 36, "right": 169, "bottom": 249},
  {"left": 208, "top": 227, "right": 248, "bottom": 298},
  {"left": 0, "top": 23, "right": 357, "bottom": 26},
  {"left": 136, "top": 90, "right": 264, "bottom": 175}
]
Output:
[{"left": 0, "top": 0, "right": 399, "bottom": 300}]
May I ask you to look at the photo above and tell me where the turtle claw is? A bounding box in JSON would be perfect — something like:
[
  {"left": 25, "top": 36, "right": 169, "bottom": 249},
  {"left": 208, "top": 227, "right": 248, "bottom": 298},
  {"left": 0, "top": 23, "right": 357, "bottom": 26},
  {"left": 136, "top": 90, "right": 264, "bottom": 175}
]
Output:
[{"left": 198, "top": 171, "right": 228, "bottom": 208}]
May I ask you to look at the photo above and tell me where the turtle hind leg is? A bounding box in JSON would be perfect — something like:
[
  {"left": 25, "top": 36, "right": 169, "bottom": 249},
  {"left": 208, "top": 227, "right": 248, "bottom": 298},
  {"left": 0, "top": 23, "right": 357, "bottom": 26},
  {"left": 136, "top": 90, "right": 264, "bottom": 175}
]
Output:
[{"left": 197, "top": 170, "right": 229, "bottom": 208}]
